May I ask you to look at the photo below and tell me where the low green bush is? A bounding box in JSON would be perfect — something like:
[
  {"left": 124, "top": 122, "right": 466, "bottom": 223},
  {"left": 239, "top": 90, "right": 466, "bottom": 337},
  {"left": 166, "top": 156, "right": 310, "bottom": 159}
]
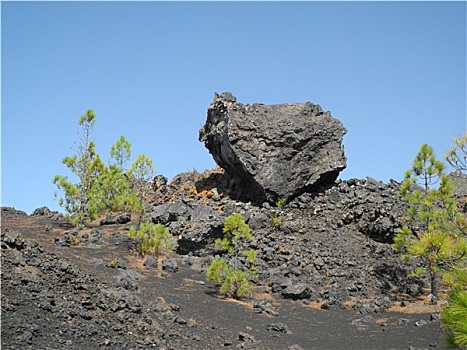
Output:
[
  {"left": 128, "top": 221, "right": 172, "bottom": 257},
  {"left": 206, "top": 214, "right": 256, "bottom": 299}
]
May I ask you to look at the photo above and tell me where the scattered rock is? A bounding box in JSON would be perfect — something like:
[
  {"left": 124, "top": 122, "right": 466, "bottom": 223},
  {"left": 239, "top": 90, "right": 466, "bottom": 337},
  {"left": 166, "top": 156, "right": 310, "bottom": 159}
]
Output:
[
  {"left": 351, "top": 315, "right": 374, "bottom": 326},
  {"left": 143, "top": 256, "right": 159, "bottom": 269},
  {"left": 267, "top": 322, "right": 290, "bottom": 334},
  {"left": 1, "top": 230, "right": 165, "bottom": 349},
  {"left": 112, "top": 269, "right": 140, "bottom": 291},
  {"left": 288, "top": 345, "right": 304, "bottom": 350},
  {"left": 100, "top": 213, "right": 132, "bottom": 225},
  {"left": 162, "top": 259, "right": 179, "bottom": 273},
  {"left": 415, "top": 319, "right": 428, "bottom": 327},
  {"left": 281, "top": 283, "right": 314, "bottom": 300}
]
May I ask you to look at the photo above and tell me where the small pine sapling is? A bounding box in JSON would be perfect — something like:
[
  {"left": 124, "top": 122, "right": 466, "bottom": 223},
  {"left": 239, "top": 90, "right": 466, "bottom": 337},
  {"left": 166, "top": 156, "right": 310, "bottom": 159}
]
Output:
[
  {"left": 207, "top": 214, "right": 256, "bottom": 299},
  {"left": 276, "top": 197, "right": 287, "bottom": 208},
  {"left": 128, "top": 221, "right": 173, "bottom": 257}
]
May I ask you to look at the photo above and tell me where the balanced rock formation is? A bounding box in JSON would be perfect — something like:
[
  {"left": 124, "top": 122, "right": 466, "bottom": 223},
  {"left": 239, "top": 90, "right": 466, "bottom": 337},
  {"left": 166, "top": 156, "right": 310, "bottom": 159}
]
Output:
[{"left": 199, "top": 92, "right": 347, "bottom": 203}]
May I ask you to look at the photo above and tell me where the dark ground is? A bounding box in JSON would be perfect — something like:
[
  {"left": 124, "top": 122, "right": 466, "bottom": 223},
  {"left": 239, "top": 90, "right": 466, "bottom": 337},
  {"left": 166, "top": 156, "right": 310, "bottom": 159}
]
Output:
[{"left": 1, "top": 207, "right": 447, "bottom": 350}]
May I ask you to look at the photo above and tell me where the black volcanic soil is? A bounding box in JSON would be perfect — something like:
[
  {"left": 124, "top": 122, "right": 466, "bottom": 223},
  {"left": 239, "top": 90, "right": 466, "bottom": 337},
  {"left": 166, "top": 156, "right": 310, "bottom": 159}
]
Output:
[{"left": 1, "top": 207, "right": 446, "bottom": 350}]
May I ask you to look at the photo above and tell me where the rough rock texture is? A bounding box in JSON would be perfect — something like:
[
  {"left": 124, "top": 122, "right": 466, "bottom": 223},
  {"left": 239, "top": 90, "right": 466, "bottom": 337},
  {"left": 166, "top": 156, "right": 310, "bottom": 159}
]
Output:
[
  {"left": 199, "top": 92, "right": 347, "bottom": 203},
  {"left": 1, "top": 229, "right": 165, "bottom": 349},
  {"left": 142, "top": 168, "right": 432, "bottom": 314}
]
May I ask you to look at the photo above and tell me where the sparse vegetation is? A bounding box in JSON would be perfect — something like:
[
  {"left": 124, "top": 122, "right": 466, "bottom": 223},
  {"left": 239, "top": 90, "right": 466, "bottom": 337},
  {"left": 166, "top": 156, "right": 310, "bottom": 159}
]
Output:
[
  {"left": 276, "top": 197, "right": 287, "bottom": 208},
  {"left": 393, "top": 143, "right": 467, "bottom": 297},
  {"left": 128, "top": 154, "right": 156, "bottom": 222},
  {"left": 393, "top": 137, "right": 467, "bottom": 348},
  {"left": 446, "top": 133, "right": 467, "bottom": 171},
  {"left": 53, "top": 110, "right": 156, "bottom": 227},
  {"left": 270, "top": 213, "right": 283, "bottom": 230},
  {"left": 110, "top": 256, "right": 120, "bottom": 269},
  {"left": 53, "top": 110, "right": 104, "bottom": 226},
  {"left": 67, "top": 235, "right": 78, "bottom": 246},
  {"left": 128, "top": 221, "right": 173, "bottom": 257},
  {"left": 206, "top": 214, "right": 256, "bottom": 299},
  {"left": 441, "top": 134, "right": 467, "bottom": 348}
]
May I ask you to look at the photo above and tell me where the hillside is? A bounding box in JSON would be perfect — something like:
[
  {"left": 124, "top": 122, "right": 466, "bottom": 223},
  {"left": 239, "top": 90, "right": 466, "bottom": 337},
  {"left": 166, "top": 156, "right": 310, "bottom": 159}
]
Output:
[{"left": 1, "top": 169, "right": 449, "bottom": 349}]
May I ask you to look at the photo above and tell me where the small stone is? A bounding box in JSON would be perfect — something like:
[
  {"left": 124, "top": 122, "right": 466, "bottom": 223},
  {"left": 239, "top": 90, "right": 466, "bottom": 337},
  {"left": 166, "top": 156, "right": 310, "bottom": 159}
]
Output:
[
  {"left": 288, "top": 345, "right": 304, "bottom": 350},
  {"left": 265, "top": 307, "right": 279, "bottom": 317},
  {"left": 351, "top": 315, "right": 374, "bottom": 326},
  {"left": 116, "top": 257, "right": 127, "bottom": 269},
  {"left": 396, "top": 318, "right": 410, "bottom": 325},
  {"left": 187, "top": 318, "right": 197, "bottom": 328},
  {"left": 239, "top": 332, "right": 255, "bottom": 341},
  {"left": 169, "top": 303, "right": 180, "bottom": 311},
  {"left": 400, "top": 300, "right": 410, "bottom": 307},
  {"left": 162, "top": 259, "right": 178, "bottom": 273},
  {"left": 143, "top": 257, "right": 158, "bottom": 269},
  {"left": 267, "top": 322, "right": 289, "bottom": 333},
  {"left": 415, "top": 319, "right": 428, "bottom": 327}
]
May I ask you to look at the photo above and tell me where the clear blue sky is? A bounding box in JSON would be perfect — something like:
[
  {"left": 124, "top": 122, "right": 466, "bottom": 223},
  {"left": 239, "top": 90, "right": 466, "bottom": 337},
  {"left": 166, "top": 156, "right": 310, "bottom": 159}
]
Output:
[{"left": 2, "top": 1, "right": 466, "bottom": 214}]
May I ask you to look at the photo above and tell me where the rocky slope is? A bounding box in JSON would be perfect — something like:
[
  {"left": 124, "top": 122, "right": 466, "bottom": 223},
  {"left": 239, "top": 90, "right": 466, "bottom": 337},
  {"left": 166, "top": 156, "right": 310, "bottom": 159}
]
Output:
[
  {"left": 1, "top": 205, "right": 446, "bottom": 350},
  {"left": 147, "top": 168, "right": 425, "bottom": 313}
]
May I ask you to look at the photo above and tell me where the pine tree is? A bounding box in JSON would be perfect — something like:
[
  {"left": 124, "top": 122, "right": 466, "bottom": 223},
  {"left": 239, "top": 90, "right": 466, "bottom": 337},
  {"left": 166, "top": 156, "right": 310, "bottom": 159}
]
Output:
[
  {"left": 54, "top": 111, "right": 156, "bottom": 226},
  {"left": 53, "top": 110, "right": 105, "bottom": 226},
  {"left": 206, "top": 214, "right": 256, "bottom": 299},
  {"left": 394, "top": 144, "right": 467, "bottom": 297},
  {"left": 110, "top": 135, "right": 132, "bottom": 171},
  {"left": 93, "top": 136, "right": 141, "bottom": 214},
  {"left": 446, "top": 133, "right": 467, "bottom": 171},
  {"left": 440, "top": 133, "right": 467, "bottom": 348},
  {"left": 128, "top": 154, "right": 156, "bottom": 222}
]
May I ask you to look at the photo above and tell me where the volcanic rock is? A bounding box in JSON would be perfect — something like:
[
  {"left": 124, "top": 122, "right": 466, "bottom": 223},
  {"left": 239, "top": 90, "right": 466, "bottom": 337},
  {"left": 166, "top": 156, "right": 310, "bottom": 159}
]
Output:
[{"left": 199, "top": 92, "right": 347, "bottom": 203}]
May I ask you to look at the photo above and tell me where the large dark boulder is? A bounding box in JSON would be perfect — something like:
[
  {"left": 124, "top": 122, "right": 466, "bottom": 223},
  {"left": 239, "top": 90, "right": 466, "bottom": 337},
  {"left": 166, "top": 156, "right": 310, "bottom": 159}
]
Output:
[{"left": 199, "top": 92, "right": 347, "bottom": 203}]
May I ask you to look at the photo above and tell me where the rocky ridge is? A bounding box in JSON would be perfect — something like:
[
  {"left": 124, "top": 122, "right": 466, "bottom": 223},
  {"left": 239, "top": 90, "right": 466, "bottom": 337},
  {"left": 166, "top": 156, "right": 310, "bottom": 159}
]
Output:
[{"left": 144, "top": 167, "right": 427, "bottom": 313}]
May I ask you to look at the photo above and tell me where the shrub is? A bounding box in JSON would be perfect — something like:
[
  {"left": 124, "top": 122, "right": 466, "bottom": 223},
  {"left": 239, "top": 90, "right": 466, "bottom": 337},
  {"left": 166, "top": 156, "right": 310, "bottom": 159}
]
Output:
[
  {"left": 128, "top": 221, "right": 172, "bottom": 257},
  {"left": 67, "top": 235, "right": 78, "bottom": 246},
  {"left": 206, "top": 256, "right": 229, "bottom": 284},
  {"left": 270, "top": 213, "right": 282, "bottom": 230},
  {"left": 221, "top": 269, "right": 252, "bottom": 298},
  {"left": 110, "top": 256, "right": 120, "bottom": 269},
  {"left": 206, "top": 214, "right": 256, "bottom": 299},
  {"left": 216, "top": 213, "right": 252, "bottom": 253},
  {"left": 276, "top": 197, "right": 287, "bottom": 208},
  {"left": 206, "top": 257, "right": 253, "bottom": 299}
]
